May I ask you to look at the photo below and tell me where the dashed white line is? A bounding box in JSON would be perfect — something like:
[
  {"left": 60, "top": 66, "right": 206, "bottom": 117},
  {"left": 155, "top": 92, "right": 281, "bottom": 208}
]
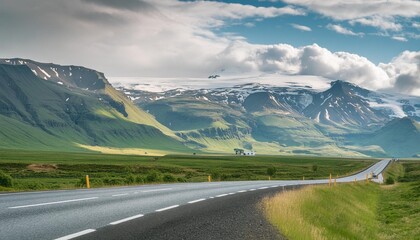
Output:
[
  {"left": 8, "top": 197, "right": 98, "bottom": 209},
  {"left": 249, "top": 189, "right": 256, "bottom": 191},
  {"left": 55, "top": 229, "right": 96, "bottom": 240},
  {"left": 271, "top": 185, "right": 278, "bottom": 188},
  {"left": 109, "top": 214, "right": 144, "bottom": 225},
  {"left": 237, "top": 190, "right": 247, "bottom": 193},
  {"left": 209, "top": 197, "right": 214, "bottom": 199},
  {"left": 141, "top": 188, "right": 172, "bottom": 193},
  {"left": 156, "top": 205, "right": 179, "bottom": 212},
  {"left": 259, "top": 187, "right": 268, "bottom": 189},
  {"left": 112, "top": 193, "right": 128, "bottom": 197},
  {"left": 188, "top": 198, "right": 206, "bottom": 204},
  {"left": 216, "top": 194, "right": 228, "bottom": 198},
  {"left": 228, "top": 192, "right": 235, "bottom": 195}
]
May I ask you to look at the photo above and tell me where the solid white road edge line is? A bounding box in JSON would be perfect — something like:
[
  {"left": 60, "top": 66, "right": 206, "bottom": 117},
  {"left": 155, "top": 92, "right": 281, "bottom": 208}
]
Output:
[
  {"left": 141, "top": 188, "right": 172, "bottom": 193},
  {"left": 109, "top": 214, "right": 144, "bottom": 225},
  {"left": 188, "top": 198, "right": 206, "bottom": 204},
  {"left": 54, "top": 229, "right": 96, "bottom": 240},
  {"left": 112, "top": 193, "right": 129, "bottom": 197},
  {"left": 216, "top": 194, "right": 228, "bottom": 197},
  {"left": 156, "top": 205, "right": 179, "bottom": 212},
  {"left": 8, "top": 197, "right": 98, "bottom": 209}
]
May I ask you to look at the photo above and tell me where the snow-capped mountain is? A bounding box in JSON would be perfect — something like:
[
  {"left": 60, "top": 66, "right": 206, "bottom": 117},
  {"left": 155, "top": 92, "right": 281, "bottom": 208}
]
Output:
[
  {"left": 114, "top": 78, "right": 420, "bottom": 157},
  {"left": 118, "top": 80, "right": 420, "bottom": 126},
  {"left": 303, "top": 81, "right": 388, "bottom": 126}
]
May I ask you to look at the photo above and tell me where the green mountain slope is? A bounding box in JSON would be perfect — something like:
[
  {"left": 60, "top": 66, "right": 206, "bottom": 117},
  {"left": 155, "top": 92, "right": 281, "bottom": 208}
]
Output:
[
  {"left": 358, "top": 117, "right": 420, "bottom": 157},
  {"left": 141, "top": 96, "right": 365, "bottom": 156},
  {"left": 0, "top": 62, "right": 189, "bottom": 153}
]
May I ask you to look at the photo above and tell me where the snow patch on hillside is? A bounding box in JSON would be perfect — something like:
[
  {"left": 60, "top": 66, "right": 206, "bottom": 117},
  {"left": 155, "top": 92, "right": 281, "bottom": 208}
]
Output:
[
  {"left": 109, "top": 74, "right": 332, "bottom": 93},
  {"left": 37, "top": 66, "right": 51, "bottom": 79}
]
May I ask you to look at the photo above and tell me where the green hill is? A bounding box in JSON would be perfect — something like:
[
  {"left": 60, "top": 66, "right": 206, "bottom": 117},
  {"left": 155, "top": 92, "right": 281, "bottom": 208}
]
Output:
[
  {"left": 0, "top": 62, "right": 190, "bottom": 154},
  {"left": 362, "top": 117, "right": 420, "bottom": 157}
]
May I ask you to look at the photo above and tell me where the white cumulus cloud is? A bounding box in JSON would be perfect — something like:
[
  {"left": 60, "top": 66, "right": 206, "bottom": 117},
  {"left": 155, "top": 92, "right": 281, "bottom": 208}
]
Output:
[
  {"left": 379, "top": 51, "right": 420, "bottom": 96},
  {"left": 0, "top": 0, "right": 419, "bottom": 96},
  {"left": 349, "top": 16, "right": 402, "bottom": 31},
  {"left": 282, "top": 0, "right": 420, "bottom": 20},
  {"left": 392, "top": 36, "right": 408, "bottom": 42},
  {"left": 291, "top": 23, "right": 312, "bottom": 31},
  {"left": 213, "top": 42, "right": 393, "bottom": 90},
  {"left": 326, "top": 24, "right": 362, "bottom": 36}
]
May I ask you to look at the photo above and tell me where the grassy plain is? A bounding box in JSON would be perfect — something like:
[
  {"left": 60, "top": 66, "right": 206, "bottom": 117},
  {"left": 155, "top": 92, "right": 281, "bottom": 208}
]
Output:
[
  {"left": 0, "top": 149, "right": 374, "bottom": 191},
  {"left": 263, "top": 160, "right": 420, "bottom": 240}
]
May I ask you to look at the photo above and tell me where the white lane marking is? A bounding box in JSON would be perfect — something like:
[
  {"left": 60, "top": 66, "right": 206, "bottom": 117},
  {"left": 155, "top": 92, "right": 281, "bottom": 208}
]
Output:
[
  {"left": 156, "top": 205, "right": 179, "bottom": 212},
  {"left": 228, "top": 193, "right": 235, "bottom": 195},
  {"left": 237, "top": 190, "right": 247, "bottom": 193},
  {"left": 209, "top": 197, "right": 214, "bottom": 199},
  {"left": 109, "top": 214, "right": 144, "bottom": 225},
  {"left": 216, "top": 194, "right": 228, "bottom": 198},
  {"left": 271, "top": 185, "right": 278, "bottom": 188},
  {"left": 249, "top": 189, "right": 256, "bottom": 191},
  {"left": 141, "top": 188, "right": 172, "bottom": 193},
  {"left": 8, "top": 197, "right": 98, "bottom": 209},
  {"left": 55, "top": 229, "right": 96, "bottom": 240},
  {"left": 112, "top": 193, "right": 128, "bottom": 197},
  {"left": 259, "top": 187, "right": 268, "bottom": 189},
  {"left": 188, "top": 198, "right": 206, "bottom": 204}
]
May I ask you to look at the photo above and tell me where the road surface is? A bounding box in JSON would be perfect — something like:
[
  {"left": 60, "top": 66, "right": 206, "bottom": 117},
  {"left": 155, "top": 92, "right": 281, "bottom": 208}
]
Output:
[{"left": 0, "top": 159, "right": 390, "bottom": 240}]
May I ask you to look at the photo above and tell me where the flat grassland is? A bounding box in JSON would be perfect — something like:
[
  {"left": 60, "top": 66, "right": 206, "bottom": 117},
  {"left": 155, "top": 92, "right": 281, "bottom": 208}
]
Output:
[
  {"left": 263, "top": 160, "right": 420, "bottom": 240},
  {"left": 0, "top": 149, "right": 375, "bottom": 191}
]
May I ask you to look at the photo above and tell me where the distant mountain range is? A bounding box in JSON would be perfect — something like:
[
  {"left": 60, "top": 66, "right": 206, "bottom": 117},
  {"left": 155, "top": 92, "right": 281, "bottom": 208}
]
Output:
[{"left": 1, "top": 58, "right": 419, "bottom": 157}]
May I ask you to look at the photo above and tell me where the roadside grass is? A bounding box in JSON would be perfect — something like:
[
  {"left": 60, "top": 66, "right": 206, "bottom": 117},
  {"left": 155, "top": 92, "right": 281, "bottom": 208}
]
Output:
[
  {"left": 0, "top": 149, "right": 375, "bottom": 191},
  {"left": 263, "top": 184, "right": 380, "bottom": 240},
  {"left": 378, "top": 161, "right": 420, "bottom": 240},
  {"left": 263, "top": 160, "right": 420, "bottom": 240}
]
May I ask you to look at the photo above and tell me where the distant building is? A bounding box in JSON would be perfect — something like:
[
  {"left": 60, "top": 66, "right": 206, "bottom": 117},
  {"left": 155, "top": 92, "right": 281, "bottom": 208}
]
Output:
[
  {"left": 243, "top": 151, "right": 256, "bottom": 156},
  {"left": 234, "top": 148, "right": 256, "bottom": 156}
]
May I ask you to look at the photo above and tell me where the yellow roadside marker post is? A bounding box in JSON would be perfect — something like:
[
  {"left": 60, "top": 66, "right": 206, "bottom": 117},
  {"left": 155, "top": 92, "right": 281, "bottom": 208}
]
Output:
[
  {"left": 86, "top": 175, "right": 90, "bottom": 189},
  {"left": 354, "top": 177, "right": 357, "bottom": 185},
  {"left": 208, "top": 175, "right": 211, "bottom": 182},
  {"left": 303, "top": 176, "right": 305, "bottom": 181},
  {"left": 269, "top": 176, "right": 271, "bottom": 181}
]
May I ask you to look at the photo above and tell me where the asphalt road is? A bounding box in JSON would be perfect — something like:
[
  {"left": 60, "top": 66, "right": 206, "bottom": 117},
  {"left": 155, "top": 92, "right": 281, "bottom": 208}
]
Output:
[{"left": 0, "top": 159, "right": 390, "bottom": 240}]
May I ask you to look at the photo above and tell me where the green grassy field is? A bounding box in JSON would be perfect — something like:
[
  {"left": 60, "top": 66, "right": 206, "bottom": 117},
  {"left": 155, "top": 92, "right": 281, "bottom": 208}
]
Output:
[
  {"left": 263, "top": 160, "right": 420, "bottom": 240},
  {"left": 378, "top": 161, "right": 420, "bottom": 240},
  {"left": 0, "top": 149, "right": 375, "bottom": 192}
]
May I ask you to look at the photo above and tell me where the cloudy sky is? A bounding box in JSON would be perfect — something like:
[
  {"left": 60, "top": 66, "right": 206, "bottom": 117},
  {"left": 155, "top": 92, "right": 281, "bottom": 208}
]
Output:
[{"left": 1, "top": 0, "right": 419, "bottom": 95}]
